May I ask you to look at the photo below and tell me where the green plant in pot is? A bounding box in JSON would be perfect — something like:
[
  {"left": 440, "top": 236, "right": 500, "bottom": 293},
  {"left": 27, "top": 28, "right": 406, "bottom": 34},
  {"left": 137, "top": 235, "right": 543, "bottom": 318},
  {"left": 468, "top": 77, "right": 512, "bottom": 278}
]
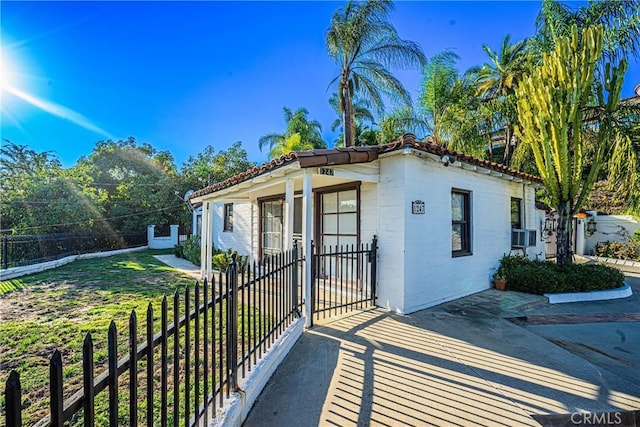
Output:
[{"left": 493, "top": 272, "right": 507, "bottom": 291}]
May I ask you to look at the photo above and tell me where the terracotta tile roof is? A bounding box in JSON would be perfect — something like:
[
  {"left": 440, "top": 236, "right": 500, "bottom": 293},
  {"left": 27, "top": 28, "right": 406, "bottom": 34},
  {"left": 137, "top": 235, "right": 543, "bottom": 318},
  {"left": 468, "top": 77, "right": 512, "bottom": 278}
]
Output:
[
  {"left": 379, "top": 133, "right": 542, "bottom": 183},
  {"left": 189, "top": 133, "right": 541, "bottom": 201}
]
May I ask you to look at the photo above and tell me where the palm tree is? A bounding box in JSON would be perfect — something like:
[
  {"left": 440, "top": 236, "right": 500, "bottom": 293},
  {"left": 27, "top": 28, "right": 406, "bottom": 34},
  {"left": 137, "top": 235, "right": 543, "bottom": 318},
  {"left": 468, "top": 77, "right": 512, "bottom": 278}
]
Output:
[
  {"left": 470, "top": 35, "right": 529, "bottom": 164},
  {"left": 268, "top": 133, "right": 315, "bottom": 159},
  {"left": 259, "top": 107, "right": 326, "bottom": 158},
  {"left": 329, "top": 93, "right": 376, "bottom": 146},
  {"left": 326, "top": 0, "right": 426, "bottom": 147},
  {"left": 533, "top": 0, "right": 640, "bottom": 66}
]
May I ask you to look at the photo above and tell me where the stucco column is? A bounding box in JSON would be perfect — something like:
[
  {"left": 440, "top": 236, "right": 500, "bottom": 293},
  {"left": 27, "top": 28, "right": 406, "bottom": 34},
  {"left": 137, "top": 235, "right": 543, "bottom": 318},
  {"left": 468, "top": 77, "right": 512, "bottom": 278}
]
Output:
[
  {"left": 302, "top": 170, "right": 313, "bottom": 327},
  {"left": 147, "top": 225, "right": 155, "bottom": 247},
  {"left": 283, "top": 178, "right": 294, "bottom": 251},
  {"left": 170, "top": 225, "right": 179, "bottom": 246},
  {"left": 200, "top": 202, "right": 209, "bottom": 280},
  {"left": 205, "top": 202, "right": 214, "bottom": 280}
]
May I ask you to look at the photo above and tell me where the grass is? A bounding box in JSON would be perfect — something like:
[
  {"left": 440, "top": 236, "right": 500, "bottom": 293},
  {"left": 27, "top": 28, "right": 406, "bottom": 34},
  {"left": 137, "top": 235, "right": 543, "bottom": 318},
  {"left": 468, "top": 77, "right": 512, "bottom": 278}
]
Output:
[{"left": 0, "top": 249, "right": 199, "bottom": 425}]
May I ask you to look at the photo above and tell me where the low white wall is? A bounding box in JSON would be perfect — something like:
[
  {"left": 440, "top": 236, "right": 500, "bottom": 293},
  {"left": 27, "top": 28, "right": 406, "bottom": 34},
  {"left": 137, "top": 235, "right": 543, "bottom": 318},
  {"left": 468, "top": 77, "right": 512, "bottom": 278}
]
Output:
[
  {"left": 208, "top": 317, "right": 304, "bottom": 427},
  {"left": 583, "top": 215, "right": 640, "bottom": 255},
  {"left": 0, "top": 246, "right": 149, "bottom": 281},
  {"left": 148, "top": 225, "right": 179, "bottom": 249}
]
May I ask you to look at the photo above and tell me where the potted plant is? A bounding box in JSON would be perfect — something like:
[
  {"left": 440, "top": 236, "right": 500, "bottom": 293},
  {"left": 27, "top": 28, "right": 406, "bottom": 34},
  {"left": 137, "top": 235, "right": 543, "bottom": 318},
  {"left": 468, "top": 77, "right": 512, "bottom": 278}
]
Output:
[{"left": 493, "top": 273, "right": 507, "bottom": 291}]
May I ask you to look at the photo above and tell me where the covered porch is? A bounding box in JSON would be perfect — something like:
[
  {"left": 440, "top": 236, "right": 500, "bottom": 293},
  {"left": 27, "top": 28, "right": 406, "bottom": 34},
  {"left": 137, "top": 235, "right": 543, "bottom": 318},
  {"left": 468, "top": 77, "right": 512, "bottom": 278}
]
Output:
[{"left": 189, "top": 150, "right": 380, "bottom": 326}]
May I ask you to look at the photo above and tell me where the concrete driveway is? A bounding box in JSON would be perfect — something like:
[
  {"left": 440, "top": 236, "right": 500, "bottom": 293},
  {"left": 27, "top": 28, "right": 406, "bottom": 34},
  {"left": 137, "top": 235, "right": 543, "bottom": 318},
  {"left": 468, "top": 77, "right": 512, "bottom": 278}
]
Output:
[{"left": 244, "top": 275, "right": 640, "bottom": 426}]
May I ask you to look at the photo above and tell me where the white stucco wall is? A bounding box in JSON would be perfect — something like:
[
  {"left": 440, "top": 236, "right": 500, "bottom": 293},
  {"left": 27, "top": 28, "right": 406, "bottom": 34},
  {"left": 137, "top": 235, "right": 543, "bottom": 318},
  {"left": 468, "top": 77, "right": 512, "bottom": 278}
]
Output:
[
  {"left": 375, "top": 155, "right": 406, "bottom": 312},
  {"left": 583, "top": 215, "right": 640, "bottom": 255},
  {"left": 376, "top": 152, "right": 541, "bottom": 314},
  {"left": 212, "top": 202, "right": 253, "bottom": 258},
  {"left": 360, "top": 182, "right": 379, "bottom": 250}
]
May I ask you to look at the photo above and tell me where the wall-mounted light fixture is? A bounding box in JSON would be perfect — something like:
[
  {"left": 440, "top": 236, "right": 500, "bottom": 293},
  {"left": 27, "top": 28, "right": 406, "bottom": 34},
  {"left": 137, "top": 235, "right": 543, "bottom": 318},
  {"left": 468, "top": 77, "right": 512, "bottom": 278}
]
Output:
[
  {"left": 585, "top": 217, "right": 597, "bottom": 237},
  {"left": 544, "top": 217, "right": 556, "bottom": 236},
  {"left": 440, "top": 153, "right": 456, "bottom": 167}
]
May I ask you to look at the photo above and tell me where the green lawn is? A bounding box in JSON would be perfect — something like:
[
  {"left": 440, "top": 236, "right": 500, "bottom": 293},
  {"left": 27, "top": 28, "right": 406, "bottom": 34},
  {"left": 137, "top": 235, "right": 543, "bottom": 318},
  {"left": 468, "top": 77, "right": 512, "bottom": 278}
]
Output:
[{"left": 0, "top": 249, "right": 198, "bottom": 425}]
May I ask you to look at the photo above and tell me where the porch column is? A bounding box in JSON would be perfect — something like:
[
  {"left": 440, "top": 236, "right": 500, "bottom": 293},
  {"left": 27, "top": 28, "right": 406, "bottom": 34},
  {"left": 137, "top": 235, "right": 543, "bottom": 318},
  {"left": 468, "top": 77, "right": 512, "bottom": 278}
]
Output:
[
  {"left": 205, "top": 202, "right": 214, "bottom": 280},
  {"left": 283, "top": 178, "right": 294, "bottom": 251},
  {"left": 200, "top": 201, "right": 209, "bottom": 280},
  {"left": 302, "top": 170, "right": 313, "bottom": 327}
]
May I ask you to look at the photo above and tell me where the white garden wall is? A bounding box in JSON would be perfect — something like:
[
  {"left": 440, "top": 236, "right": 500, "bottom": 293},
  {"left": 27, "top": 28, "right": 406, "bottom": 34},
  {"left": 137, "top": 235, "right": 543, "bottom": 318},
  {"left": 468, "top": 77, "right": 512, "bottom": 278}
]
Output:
[{"left": 582, "top": 215, "right": 640, "bottom": 255}]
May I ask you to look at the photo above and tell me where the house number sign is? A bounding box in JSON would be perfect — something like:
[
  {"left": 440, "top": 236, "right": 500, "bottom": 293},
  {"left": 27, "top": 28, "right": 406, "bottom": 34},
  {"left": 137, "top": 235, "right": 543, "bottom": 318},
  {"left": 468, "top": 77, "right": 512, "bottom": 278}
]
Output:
[
  {"left": 319, "top": 168, "right": 334, "bottom": 176},
  {"left": 412, "top": 200, "right": 425, "bottom": 214}
]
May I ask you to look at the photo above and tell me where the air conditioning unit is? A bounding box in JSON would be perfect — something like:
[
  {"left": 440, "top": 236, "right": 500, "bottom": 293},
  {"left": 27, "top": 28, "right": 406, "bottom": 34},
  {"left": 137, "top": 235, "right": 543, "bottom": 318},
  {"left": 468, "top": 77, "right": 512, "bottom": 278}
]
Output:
[{"left": 511, "top": 229, "right": 537, "bottom": 248}]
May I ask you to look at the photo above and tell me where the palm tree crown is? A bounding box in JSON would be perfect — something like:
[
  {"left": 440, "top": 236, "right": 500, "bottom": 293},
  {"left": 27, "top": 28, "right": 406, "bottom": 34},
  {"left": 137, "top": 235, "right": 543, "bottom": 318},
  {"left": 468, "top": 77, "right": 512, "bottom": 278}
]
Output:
[
  {"left": 326, "top": 0, "right": 425, "bottom": 147},
  {"left": 259, "top": 107, "right": 326, "bottom": 158}
]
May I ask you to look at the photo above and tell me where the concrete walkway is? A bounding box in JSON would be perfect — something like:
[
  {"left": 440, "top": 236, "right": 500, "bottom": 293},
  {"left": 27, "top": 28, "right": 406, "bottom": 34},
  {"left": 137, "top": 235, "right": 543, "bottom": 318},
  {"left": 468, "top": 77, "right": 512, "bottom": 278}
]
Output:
[
  {"left": 153, "top": 254, "right": 201, "bottom": 280},
  {"left": 244, "top": 283, "right": 640, "bottom": 426}
]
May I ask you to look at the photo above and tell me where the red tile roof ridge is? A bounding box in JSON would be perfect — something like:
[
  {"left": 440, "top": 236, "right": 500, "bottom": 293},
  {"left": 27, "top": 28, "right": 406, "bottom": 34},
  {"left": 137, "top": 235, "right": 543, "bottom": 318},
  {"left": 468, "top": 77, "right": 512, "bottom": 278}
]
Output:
[{"left": 189, "top": 133, "right": 541, "bottom": 201}]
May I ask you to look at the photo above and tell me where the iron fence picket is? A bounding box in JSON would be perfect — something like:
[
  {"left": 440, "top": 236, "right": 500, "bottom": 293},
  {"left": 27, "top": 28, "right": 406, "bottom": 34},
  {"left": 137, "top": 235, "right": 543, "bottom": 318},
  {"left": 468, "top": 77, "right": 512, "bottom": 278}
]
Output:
[
  {"left": 108, "top": 321, "right": 118, "bottom": 427},
  {"left": 146, "top": 303, "right": 154, "bottom": 427},
  {"left": 172, "top": 290, "right": 180, "bottom": 427},
  {"left": 203, "top": 278, "right": 209, "bottom": 423},
  {"left": 82, "top": 334, "right": 95, "bottom": 426},
  {"left": 5, "top": 371, "right": 21, "bottom": 426},
  {"left": 50, "top": 350, "right": 63, "bottom": 427},
  {"left": 194, "top": 282, "right": 200, "bottom": 421},
  {"left": 129, "top": 311, "right": 138, "bottom": 426},
  {"left": 184, "top": 285, "right": 190, "bottom": 425},
  {"left": 161, "top": 296, "right": 168, "bottom": 427}
]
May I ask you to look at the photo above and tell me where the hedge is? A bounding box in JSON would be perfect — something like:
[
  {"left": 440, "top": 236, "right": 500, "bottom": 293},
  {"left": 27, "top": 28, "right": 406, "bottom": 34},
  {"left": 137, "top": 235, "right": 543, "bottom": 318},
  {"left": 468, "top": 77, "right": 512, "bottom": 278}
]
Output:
[{"left": 497, "top": 256, "right": 625, "bottom": 295}]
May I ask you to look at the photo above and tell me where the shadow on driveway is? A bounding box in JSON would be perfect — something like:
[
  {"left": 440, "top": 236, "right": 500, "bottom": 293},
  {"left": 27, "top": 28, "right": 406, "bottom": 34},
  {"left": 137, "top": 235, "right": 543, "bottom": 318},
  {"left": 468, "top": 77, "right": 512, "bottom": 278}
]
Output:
[{"left": 245, "top": 291, "right": 640, "bottom": 426}]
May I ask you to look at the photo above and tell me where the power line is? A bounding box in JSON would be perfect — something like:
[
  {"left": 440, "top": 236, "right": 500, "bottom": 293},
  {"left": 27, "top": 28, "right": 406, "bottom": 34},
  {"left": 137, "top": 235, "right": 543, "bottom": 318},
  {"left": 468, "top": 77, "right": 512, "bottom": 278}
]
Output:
[{"left": 0, "top": 203, "right": 186, "bottom": 233}]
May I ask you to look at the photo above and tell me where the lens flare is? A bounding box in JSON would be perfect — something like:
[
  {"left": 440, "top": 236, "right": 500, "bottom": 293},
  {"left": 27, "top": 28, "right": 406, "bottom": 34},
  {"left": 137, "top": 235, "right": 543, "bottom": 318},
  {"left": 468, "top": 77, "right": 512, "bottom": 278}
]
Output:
[
  {"left": 5, "top": 85, "right": 114, "bottom": 138},
  {"left": 1, "top": 43, "right": 114, "bottom": 139}
]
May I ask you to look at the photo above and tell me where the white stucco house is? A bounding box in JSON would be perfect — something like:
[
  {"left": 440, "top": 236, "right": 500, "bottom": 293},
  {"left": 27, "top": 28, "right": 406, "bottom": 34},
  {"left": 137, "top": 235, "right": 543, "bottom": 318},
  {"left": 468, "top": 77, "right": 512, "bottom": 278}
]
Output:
[{"left": 189, "top": 133, "right": 546, "bottom": 317}]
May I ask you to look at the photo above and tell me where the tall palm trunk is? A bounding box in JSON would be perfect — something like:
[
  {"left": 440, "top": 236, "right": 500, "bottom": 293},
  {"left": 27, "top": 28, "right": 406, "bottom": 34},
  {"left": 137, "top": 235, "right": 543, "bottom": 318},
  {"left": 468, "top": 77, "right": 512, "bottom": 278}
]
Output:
[{"left": 341, "top": 79, "right": 355, "bottom": 147}]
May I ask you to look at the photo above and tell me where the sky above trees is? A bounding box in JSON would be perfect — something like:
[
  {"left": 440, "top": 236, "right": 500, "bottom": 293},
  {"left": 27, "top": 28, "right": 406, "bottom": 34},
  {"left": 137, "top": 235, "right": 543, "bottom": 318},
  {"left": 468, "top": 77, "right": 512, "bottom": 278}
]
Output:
[{"left": 2, "top": 1, "right": 639, "bottom": 167}]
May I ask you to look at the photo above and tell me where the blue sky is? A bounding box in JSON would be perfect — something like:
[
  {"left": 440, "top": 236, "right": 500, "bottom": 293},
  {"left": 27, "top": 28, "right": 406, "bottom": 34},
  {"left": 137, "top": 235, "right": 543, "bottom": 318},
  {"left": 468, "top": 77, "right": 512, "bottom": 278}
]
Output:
[{"left": 2, "top": 1, "right": 639, "bottom": 168}]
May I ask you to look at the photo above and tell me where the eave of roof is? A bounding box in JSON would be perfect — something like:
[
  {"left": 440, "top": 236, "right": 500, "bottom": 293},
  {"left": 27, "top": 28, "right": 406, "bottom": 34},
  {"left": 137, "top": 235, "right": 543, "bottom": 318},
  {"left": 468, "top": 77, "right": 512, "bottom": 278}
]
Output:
[{"left": 189, "top": 133, "right": 541, "bottom": 202}]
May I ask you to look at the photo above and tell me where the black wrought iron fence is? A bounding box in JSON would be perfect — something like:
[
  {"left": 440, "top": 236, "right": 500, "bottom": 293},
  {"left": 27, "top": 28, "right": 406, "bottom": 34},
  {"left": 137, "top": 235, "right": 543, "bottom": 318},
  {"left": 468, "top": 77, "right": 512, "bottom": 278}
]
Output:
[
  {"left": 3, "top": 244, "right": 301, "bottom": 426},
  {"left": 311, "top": 236, "right": 377, "bottom": 325},
  {"left": 0, "top": 232, "right": 147, "bottom": 270}
]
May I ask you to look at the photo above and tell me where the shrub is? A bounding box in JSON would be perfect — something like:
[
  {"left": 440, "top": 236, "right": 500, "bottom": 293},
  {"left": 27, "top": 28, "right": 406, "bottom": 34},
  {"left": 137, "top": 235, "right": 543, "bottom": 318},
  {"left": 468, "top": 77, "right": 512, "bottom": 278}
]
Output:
[
  {"left": 595, "top": 241, "right": 640, "bottom": 261},
  {"left": 212, "top": 248, "right": 248, "bottom": 272},
  {"left": 174, "top": 244, "right": 184, "bottom": 258},
  {"left": 181, "top": 235, "right": 202, "bottom": 266},
  {"left": 634, "top": 229, "right": 640, "bottom": 244},
  {"left": 497, "top": 255, "right": 625, "bottom": 295}
]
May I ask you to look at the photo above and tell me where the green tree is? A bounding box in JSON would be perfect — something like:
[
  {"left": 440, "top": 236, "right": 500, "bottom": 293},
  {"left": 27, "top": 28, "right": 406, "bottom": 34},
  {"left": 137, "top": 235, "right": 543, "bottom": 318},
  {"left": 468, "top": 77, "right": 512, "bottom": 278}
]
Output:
[
  {"left": 515, "top": 25, "right": 627, "bottom": 264},
  {"left": 75, "top": 138, "right": 183, "bottom": 235},
  {"left": 0, "top": 141, "right": 102, "bottom": 235},
  {"left": 181, "top": 141, "right": 255, "bottom": 191},
  {"left": 326, "top": 0, "right": 425, "bottom": 147},
  {"left": 259, "top": 107, "right": 325, "bottom": 157}
]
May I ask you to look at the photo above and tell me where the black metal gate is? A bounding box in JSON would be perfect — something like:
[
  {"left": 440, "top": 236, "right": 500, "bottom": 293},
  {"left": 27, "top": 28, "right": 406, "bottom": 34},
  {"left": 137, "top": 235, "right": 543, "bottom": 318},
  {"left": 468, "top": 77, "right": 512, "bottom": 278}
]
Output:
[{"left": 310, "top": 236, "right": 377, "bottom": 325}]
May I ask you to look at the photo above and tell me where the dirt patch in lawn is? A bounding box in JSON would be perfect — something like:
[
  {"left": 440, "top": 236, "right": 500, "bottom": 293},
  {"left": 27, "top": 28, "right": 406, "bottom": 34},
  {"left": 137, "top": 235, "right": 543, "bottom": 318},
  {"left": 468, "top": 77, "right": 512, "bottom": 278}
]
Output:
[{"left": 0, "top": 250, "right": 196, "bottom": 425}]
